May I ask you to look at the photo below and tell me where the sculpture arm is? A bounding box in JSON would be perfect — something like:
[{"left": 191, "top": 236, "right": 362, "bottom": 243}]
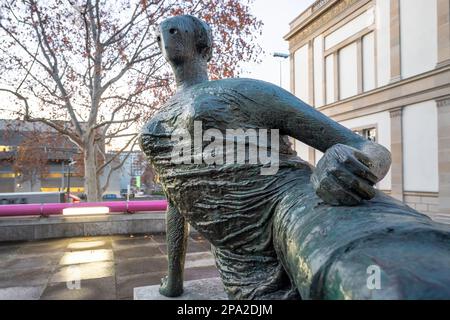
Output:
[
  {"left": 252, "top": 82, "right": 391, "bottom": 205},
  {"left": 159, "top": 201, "right": 188, "bottom": 297}
]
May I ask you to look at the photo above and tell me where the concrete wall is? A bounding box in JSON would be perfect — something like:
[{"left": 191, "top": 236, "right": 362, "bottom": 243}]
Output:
[
  {"left": 400, "top": 0, "right": 438, "bottom": 79},
  {"left": 0, "top": 213, "right": 166, "bottom": 242},
  {"left": 403, "top": 100, "right": 439, "bottom": 192}
]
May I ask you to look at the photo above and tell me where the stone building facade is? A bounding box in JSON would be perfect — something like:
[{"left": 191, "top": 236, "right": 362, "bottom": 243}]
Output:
[{"left": 285, "top": 0, "right": 450, "bottom": 220}]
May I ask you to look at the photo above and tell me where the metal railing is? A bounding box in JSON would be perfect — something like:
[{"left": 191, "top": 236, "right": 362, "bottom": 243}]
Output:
[{"left": 0, "top": 200, "right": 167, "bottom": 217}]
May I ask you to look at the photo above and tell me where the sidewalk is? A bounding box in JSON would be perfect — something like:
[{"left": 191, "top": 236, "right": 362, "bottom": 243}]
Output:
[{"left": 0, "top": 234, "right": 218, "bottom": 300}]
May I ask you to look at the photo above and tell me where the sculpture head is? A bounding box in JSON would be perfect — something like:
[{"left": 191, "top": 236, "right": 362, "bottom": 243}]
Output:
[{"left": 156, "top": 15, "right": 213, "bottom": 67}]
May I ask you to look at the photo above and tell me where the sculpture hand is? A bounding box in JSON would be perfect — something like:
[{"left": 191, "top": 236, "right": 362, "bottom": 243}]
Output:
[
  {"left": 311, "top": 144, "right": 379, "bottom": 206},
  {"left": 159, "top": 275, "right": 183, "bottom": 297}
]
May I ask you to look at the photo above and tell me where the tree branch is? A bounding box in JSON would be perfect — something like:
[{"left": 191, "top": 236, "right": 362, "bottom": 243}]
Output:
[
  {"left": 0, "top": 88, "right": 83, "bottom": 147},
  {"left": 96, "top": 133, "right": 138, "bottom": 174},
  {"left": 28, "top": 0, "right": 83, "bottom": 136}
]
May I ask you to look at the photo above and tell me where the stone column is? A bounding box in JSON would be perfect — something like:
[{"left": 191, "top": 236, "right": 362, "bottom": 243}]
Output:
[
  {"left": 308, "top": 40, "right": 315, "bottom": 106},
  {"left": 437, "top": 0, "right": 450, "bottom": 67},
  {"left": 437, "top": 96, "right": 450, "bottom": 214},
  {"left": 390, "top": 0, "right": 402, "bottom": 82},
  {"left": 308, "top": 147, "right": 316, "bottom": 166},
  {"left": 333, "top": 53, "right": 339, "bottom": 101},
  {"left": 289, "top": 51, "right": 296, "bottom": 94},
  {"left": 390, "top": 107, "right": 404, "bottom": 201},
  {"left": 356, "top": 38, "right": 363, "bottom": 94}
]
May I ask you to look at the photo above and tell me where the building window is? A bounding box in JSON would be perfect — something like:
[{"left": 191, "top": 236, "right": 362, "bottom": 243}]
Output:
[
  {"left": 362, "top": 32, "right": 376, "bottom": 92},
  {"left": 353, "top": 127, "right": 377, "bottom": 142},
  {"left": 320, "top": 7, "right": 376, "bottom": 105},
  {"left": 338, "top": 42, "right": 358, "bottom": 100}
]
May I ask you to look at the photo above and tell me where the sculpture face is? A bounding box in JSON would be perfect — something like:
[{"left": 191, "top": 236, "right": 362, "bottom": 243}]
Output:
[{"left": 157, "top": 16, "right": 198, "bottom": 66}]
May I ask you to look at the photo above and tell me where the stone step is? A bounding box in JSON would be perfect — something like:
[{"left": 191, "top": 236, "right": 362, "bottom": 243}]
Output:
[{"left": 134, "top": 277, "right": 227, "bottom": 300}]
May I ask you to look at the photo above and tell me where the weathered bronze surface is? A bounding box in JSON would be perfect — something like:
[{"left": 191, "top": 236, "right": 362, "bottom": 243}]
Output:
[{"left": 140, "top": 15, "right": 450, "bottom": 299}]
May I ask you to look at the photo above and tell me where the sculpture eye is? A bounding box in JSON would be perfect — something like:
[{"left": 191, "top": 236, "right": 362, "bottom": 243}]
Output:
[
  {"left": 156, "top": 35, "right": 161, "bottom": 42},
  {"left": 169, "top": 28, "right": 178, "bottom": 35}
]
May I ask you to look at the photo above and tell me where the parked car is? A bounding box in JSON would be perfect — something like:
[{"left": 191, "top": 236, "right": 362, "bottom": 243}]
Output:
[{"left": 102, "top": 194, "right": 119, "bottom": 200}]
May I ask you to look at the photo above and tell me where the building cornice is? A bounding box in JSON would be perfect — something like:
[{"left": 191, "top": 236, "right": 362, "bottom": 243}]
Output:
[
  {"left": 317, "top": 65, "right": 450, "bottom": 121},
  {"left": 284, "top": 0, "right": 365, "bottom": 42}
]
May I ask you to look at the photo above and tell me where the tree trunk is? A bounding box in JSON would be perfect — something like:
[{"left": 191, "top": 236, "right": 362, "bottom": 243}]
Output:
[{"left": 84, "top": 139, "right": 100, "bottom": 202}]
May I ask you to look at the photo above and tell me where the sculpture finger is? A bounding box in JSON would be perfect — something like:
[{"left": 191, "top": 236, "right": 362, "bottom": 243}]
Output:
[
  {"left": 352, "top": 149, "right": 376, "bottom": 171},
  {"left": 315, "top": 174, "right": 363, "bottom": 206},
  {"left": 343, "top": 155, "right": 378, "bottom": 184},
  {"left": 331, "top": 166, "right": 376, "bottom": 200}
]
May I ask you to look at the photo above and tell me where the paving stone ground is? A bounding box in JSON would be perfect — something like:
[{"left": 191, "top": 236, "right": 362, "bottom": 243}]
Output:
[{"left": 0, "top": 234, "right": 218, "bottom": 300}]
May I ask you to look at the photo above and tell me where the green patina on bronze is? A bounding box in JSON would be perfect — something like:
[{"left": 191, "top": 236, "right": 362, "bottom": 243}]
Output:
[{"left": 140, "top": 15, "right": 450, "bottom": 300}]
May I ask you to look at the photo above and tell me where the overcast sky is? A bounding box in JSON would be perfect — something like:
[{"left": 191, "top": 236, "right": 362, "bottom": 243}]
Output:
[{"left": 241, "top": 0, "right": 315, "bottom": 90}]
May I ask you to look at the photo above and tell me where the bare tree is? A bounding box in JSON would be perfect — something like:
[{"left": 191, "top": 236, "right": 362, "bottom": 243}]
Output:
[
  {"left": 1, "top": 122, "right": 79, "bottom": 191},
  {"left": 13, "top": 131, "right": 56, "bottom": 190},
  {"left": 0, "top": 0, "right": 262, "bottom": 201}
]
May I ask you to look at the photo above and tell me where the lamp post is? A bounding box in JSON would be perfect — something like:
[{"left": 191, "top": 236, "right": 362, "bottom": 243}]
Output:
[
  {"left": 67, "top": 159, "right": 77, "bottom": 202},
  {"left": 273, "top": 52, "right": 289, "bottom": 87}
]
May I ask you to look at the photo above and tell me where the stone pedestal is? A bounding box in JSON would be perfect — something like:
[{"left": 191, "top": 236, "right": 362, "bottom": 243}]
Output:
[{"left": 133, "top": 278, "right": 227, "bottom": 300}]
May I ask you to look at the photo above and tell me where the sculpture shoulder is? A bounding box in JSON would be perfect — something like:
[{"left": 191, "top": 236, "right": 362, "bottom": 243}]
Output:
[
  {"left": 182, "top": 78, "right": 296, "bottom": 110},
  {"left": 190, "top": 78, "right": 301, "bottom": 127},
  {"left": 197, "top": 78, "right": 300, "bottom": 113},
  {"left": 202, "top": 78, "right": 293, "bottom": 99},
  {"left": 141, "top": 98, "right": 182, "bottom": 136},
  {"left": 141, "top": 78, "right": 300, "bottom": 135}
]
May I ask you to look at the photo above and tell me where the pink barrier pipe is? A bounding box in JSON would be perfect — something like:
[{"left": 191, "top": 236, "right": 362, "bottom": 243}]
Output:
[{"left": 0, "top": 200, "right": 168, "bottom": 217}]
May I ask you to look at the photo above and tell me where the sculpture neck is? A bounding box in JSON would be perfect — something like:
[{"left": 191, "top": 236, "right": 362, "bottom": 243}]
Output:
[{"left": 173, "top": 58, "right": 209, "bottom": 91}]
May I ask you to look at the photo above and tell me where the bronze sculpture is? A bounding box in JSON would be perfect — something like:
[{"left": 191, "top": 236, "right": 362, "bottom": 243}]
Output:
[{"left": 140, "top": 15, "right": 450, "bottom": 299}]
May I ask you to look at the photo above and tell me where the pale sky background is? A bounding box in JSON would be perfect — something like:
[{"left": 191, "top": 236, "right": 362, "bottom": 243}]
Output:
[{"left": 241, "top": 0, "right": 315, "bottom": 90}]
